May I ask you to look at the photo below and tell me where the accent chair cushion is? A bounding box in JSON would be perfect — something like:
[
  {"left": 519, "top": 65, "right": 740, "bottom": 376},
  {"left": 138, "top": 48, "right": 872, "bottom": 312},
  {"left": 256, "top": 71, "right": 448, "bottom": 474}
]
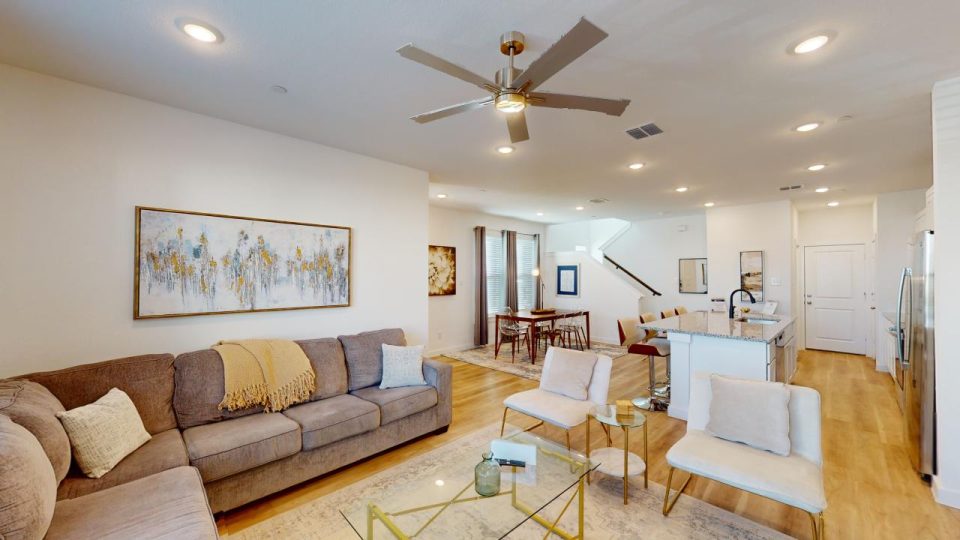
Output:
[
  {"left": 706, "top": 374, "right": 791, "bottom": 456},
  {"left": 0, "top": 379, "right": 72, "bottom": 483},
  {"left": 503, "top": 388, "right": 595, "bottom": 430},
  {"left": 339, "top": 328, "right": 406, "bottom": 391},
  {"left": 0, "top": 416, "right": 56, "bottom": 539},
  {"left": 282, "top": 394, "right": 380, "bottom": 450},
  {"left": 351, "top": 385, "right": 437, "bottom": 425},
  {"left": 56, "top": 428, "right": 188, "bottom": 500},
  {"left": 56, "top": 388, "right": 152, "bottom": 479},
  {"left": 539, "top": 347, "right": 597, "bottom": 401},
  {"left": 379, "top": 344, "right": 427, "bottom": 389},
  {"left": 182, "top": 413, "right": 301, "bottom": 482},
  {"left": 667, "top": 429, "right": 826, "bottom": 513},
  {"left": 45, "top": 466, "right": 218, "bottom": 540}
]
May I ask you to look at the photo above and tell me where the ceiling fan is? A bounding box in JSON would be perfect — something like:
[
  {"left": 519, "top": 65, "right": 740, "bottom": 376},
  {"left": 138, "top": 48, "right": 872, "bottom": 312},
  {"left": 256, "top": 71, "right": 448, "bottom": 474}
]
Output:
[{"left": 397, "top": 17, "right": 630, "bottom": 144}]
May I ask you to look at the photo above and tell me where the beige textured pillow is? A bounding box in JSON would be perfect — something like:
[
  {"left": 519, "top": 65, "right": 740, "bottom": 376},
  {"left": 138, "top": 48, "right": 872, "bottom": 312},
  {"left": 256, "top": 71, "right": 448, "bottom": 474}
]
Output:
[
  {"left": 706, "top": 374, "right": 791, "bottom": 456},
  {"left": 541, "top": 348, "right": 597, "bottom": 400},
  {"left": 56, "top": 388, "right": 151, "bottom": 478}
]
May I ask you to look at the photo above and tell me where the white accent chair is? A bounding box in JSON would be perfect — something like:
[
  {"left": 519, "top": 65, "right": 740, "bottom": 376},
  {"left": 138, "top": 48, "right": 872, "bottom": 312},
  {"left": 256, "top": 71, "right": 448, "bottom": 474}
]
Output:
[
  {"left": 500, "top": 347, "right": 613, "bottom": 451},
  {"left": 662, "top": 372, "right": 827, "bottom": 539}
]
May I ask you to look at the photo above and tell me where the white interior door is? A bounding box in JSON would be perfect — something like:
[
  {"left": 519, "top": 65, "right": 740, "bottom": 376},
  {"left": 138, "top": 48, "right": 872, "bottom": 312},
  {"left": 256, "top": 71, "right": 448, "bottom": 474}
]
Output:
[{"left": 804, "top": 244, "right": 867, "bottom": 354}]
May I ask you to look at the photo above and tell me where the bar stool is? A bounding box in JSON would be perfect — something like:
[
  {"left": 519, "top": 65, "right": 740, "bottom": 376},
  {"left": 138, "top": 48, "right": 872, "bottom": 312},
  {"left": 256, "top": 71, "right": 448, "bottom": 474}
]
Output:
[
  {"left": 617, "top": 314, "right": 671, "bottom": 411},
  {"left": 674, "top": 306, "right": 688, "bottom": 315},
  {"left": 660, "top": 308, "right": 677, "bottom": 319}
]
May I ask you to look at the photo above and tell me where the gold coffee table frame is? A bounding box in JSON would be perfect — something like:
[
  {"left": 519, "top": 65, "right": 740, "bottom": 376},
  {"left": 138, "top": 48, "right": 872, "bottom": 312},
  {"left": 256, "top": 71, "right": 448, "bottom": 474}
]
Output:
[
  {"left": 362, "top": 444, "right": 592, "bottom": 540},
  {"left": 585, "top": 404, "right": 648, "bottom": 505}
]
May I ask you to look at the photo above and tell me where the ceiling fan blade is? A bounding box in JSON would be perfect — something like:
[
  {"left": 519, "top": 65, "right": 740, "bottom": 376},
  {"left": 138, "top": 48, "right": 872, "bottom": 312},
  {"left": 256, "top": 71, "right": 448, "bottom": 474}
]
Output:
[
  {"left": 528, "top": 92, "right": 630, "bottom": 116},
  {"left": 506, "top": 111, "right": 530, "bottom": 143},
  {"left": 511, "top": 18, "right": 608, "bottom": 92},
  {"left": 411, "top": 97, "right": 494, "bottom": 124},
  {"left": 397, "top": 44, "right": 497, "bottom": 92}
]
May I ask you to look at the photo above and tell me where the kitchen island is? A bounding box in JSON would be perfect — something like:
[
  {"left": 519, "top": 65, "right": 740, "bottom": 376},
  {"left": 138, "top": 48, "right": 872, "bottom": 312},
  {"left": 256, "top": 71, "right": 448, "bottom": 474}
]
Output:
[{"left": 639, "top": 310, "right": 796, "bottom": 420}]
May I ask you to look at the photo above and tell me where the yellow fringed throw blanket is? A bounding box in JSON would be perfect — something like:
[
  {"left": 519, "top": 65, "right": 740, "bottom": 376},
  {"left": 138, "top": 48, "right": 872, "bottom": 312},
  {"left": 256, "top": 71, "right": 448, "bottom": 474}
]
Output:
[{"left": 215, "top": 339, "right": 316, "bottom": 413}]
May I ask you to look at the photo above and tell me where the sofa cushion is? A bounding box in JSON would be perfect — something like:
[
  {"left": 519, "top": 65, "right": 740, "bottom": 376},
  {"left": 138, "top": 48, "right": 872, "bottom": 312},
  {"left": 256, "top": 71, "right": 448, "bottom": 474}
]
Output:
[
  {"left": 351, "top": 385, "right": 437, "bottom": 425},
  {"left": 0, "top": 416, "right": 56, "bottom": 539},
  {"left": 45, "top": 466, "right": 217, "bottom": 540},
  {"left": 173, "top": 349, "right": 264, "bottom": 429},
  {"left": 20, "top": 353, "right": 177, "bottom": 435},
  {"left": 283, "top": 394, "right": 380, "bottom": 451},
  {"left": 57, "top": 429, "right": 188, "bottom": 500},
  {"left": 296, "top": 338, "right": 349, "bottom": 400},
  {"left": 667, "top": 429, "right": 826, "bottom": 513},
  {"left": 0, "top": 379, "right": 72, "bottom": 483},
  {"left": 339, "top": 328, "right": 406, "bottom": 391},
  {"left": 183, "top": 413, "right": 301, "bottom": 482}
]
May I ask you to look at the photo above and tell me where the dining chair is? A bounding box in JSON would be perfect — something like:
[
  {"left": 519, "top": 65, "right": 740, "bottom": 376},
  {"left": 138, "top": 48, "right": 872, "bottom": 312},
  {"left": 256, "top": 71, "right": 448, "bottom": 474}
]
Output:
[
  {"left": 558, "top": 311, "right": 587, "bottom": 350},
  {"left": 500, "top": 347, "right": 613, "bottom": 452},
  {"left": 495, "top": 309, "right": 531, "bottom": 362}
]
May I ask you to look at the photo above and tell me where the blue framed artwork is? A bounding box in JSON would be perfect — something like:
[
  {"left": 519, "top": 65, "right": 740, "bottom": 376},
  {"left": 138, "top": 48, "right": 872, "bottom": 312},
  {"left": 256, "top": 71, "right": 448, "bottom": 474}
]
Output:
[{"left": 556, "top": 264, "right": 580, "bottom": 297}]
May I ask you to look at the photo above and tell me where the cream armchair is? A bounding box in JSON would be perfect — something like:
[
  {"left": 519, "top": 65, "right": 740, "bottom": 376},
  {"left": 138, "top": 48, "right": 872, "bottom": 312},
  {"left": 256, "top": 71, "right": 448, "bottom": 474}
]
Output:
[
  {"left": 500, "top": 347, "right": 613, "bottom": 451},
  {"left": 662, "top": 372, "right": 826, "bottom": 539}
]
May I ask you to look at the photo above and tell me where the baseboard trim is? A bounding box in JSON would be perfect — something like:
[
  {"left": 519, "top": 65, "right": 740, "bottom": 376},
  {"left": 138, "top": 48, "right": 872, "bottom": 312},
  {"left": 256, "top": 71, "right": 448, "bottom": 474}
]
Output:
[
  {"left": 933, "top": 475, "right": 960, "bottom": 509},
  {"left": 425, "top": 343, "right": 478, "bottom": 357}
]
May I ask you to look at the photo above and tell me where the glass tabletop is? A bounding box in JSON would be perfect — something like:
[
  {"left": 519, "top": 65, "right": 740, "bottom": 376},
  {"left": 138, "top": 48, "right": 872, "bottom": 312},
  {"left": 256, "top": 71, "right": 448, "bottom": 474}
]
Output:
[
  {"left": 340, "top": 425, "right": 597, "bottom": 539},
  {"left": 590, "top": 404, "right": 647, "bottom": 428}
]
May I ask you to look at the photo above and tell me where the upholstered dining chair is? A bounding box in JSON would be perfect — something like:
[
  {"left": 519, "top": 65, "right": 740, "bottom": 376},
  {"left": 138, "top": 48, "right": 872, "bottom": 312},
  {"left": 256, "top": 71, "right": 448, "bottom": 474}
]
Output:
[
  {"left": 662, "top": 372, "right": 826, "bottom": 539},
  {"left": 618, "top": 314, "right": 671, "bottom": 411},
  {"left": 500, "top": 347, "right": 613, "bottom": 452}
]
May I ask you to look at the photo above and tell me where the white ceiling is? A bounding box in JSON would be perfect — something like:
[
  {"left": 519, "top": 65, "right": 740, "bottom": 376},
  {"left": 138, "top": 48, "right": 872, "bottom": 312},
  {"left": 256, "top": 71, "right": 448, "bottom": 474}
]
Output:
[{"left": 2, "top": 0, "right": 957, "bottom": 223}]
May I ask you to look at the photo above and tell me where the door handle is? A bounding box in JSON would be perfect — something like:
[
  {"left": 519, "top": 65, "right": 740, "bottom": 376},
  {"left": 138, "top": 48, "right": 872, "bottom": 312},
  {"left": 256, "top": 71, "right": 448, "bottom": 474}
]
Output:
[{"left": 806, "top": 301, "right": 812, "bottom": 305}]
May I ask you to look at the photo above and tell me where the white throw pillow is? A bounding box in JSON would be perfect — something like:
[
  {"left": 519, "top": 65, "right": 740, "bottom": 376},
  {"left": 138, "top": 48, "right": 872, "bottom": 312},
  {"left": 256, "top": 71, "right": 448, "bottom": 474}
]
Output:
[
  {"left": 380, "top": 344, "right": 427, "bottom": 389},
  {"left": 706, "top": 374, "right": 792, "bottom": 456},
  {"left": 56, "top": 388, "right": 151, "bottom": 478},
  {"left": 540, "top": 348, "right": 597, "bottom": 401}
]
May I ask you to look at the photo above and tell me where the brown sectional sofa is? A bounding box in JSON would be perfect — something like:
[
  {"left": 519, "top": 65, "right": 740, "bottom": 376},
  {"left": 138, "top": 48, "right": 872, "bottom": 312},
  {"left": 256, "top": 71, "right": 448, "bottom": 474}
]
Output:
[{"left": 0, "top": 328, "right": 453, "bottom": 538}]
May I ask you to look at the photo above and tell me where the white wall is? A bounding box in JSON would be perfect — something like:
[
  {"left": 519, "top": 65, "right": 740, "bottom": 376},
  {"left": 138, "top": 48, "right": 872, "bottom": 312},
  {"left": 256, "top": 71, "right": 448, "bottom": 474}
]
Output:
[
  {"left": 426, "top": 206, "right": 544, "bottom": 355},
  {"left": 603, "top": 214, "right": 710, "bottom": 315},
  {"left": 932, "top": 76, "right": 960, "bottom": 509},
  {"left": 0, "top": 64, "right": 429, "bottom": 377},
  {"left": 876, "top": 190, "right": 926, "bottom": 313},
  {"left": 706, "top": 201, "right": 794, "bottom": 316}
]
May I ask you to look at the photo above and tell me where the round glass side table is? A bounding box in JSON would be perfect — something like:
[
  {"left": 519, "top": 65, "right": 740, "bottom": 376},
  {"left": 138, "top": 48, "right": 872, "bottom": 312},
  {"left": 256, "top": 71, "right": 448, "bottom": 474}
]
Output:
[{"left": 585, "top": 404, "right": 648, "bottom": 505}]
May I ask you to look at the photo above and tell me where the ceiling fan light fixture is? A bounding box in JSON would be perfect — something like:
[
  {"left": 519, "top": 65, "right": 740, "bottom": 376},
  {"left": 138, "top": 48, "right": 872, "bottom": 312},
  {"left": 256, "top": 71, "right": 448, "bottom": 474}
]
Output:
[{"left": 495, "top": 92, "right": 526, "bottom": 114}]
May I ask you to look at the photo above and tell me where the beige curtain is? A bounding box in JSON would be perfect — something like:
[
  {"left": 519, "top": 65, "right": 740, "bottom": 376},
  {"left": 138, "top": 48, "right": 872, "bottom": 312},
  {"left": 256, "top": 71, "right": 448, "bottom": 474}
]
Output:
[
  {"left": 504, "top": 230, "right": 518, "bottom": 311},
  {"left": 474, "top": 226, "right": 488, "bottom": 346}
]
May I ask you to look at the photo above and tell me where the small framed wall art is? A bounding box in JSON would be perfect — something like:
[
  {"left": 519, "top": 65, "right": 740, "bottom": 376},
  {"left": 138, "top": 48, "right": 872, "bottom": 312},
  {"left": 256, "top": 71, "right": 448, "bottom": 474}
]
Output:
[
  {"left": 739, "top": 250, "right": 764, "bottom": 302},
  {"left": 428, "top": 245, "right": 456, "bottom": 296},
  {"left": 556, "top": 264, "right": 580, "bottom": 297}
]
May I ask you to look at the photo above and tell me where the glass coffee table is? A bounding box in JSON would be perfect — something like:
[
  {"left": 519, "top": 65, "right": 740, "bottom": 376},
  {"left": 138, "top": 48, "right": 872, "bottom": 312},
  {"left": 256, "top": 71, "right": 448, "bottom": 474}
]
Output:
[
  {"left": 340, "top": 426, "right": 598, "bottom": 539},
  {"left": 586, "top": 404, "right": 648, "bottom": 505}
]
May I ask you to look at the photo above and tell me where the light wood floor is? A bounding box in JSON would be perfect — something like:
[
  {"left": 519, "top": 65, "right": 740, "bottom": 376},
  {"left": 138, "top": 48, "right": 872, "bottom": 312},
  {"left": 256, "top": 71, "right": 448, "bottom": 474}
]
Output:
[{"left": 217, "top": 349, "right": 960, "bottom": 538}]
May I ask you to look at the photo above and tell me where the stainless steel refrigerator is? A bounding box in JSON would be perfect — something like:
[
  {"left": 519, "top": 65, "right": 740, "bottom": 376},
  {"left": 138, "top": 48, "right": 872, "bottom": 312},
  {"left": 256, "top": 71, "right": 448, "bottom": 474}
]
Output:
[{"left": 896, "top": 229, "right": 936, "bottom": 478}]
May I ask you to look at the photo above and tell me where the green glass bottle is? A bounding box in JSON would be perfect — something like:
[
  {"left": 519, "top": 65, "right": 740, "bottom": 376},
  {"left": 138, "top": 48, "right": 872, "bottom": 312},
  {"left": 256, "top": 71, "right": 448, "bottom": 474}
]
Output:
[{"left": 474, "top": 451, "right": 501, "bottom": 497}]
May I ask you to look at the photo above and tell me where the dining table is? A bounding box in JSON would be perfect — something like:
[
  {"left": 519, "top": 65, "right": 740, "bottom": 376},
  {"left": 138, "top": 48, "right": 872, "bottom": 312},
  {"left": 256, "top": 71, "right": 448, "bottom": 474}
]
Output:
[{"left": 494, "top": 309, "right": 591, "bottom": 363}]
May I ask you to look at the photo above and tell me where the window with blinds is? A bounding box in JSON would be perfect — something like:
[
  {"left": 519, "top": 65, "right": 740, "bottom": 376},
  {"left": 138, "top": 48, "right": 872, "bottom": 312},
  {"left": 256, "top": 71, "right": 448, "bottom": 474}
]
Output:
[
  {"left": 516, "top": 234, "right": 538, "bottom": 310},
  {"left": 485, "top": 231, "right": 505, "bottom": 315}
]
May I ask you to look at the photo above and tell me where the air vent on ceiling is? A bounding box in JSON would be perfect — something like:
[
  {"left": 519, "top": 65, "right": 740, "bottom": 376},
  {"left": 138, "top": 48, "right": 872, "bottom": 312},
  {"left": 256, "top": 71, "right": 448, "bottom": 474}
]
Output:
[
  {"left": 779, "top": 185, "right": 804, "bottom": 192},
  {"left": 589, "top": 198, "right": 609, "bottom": 204},
  {"left": 626, "top": 122, "right": 664, "bottom": 140}
]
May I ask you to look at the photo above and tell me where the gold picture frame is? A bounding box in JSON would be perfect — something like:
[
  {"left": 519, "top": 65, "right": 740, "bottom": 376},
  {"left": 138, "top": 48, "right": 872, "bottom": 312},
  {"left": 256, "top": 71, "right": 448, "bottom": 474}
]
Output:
[{"left": 134, "top": 206, "right": 351, "bottom": 319}]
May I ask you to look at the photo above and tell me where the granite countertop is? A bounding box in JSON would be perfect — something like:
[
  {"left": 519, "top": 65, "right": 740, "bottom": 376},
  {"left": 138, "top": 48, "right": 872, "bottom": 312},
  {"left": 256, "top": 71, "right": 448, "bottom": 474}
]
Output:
[{"left": 638, "top": 310, "right": 795, "bottom": 343}]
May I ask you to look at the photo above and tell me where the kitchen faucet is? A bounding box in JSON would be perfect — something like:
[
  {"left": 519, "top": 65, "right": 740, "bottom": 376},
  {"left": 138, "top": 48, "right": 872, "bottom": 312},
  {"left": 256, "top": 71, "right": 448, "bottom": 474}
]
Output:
[{"left": 729, "top": 288, "right": 756, "bottom": 319}]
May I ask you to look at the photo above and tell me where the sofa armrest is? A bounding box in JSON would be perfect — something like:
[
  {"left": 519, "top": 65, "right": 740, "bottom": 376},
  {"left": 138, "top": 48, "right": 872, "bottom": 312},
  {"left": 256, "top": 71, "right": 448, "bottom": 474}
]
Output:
[{"left": 423, "top": 358, "right": 452, "bottom": 428}]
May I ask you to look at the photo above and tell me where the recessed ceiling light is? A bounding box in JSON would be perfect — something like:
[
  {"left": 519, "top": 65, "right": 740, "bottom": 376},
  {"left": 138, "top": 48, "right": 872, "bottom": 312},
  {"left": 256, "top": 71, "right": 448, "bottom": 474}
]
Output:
[
  {"left": 496, "top": 145, "right": 515, "bottom": 154},
  {"left": 703, "top": 202, "right": 715, "bottom": 207},
  {"left": 536, "top": 212, "right": 544, "bottom": 216},
  {"left": 794, "top": 122, "right": 821, "bottom": 132},
  {"left": 827, "top": 201, "right": 840, "bottom": 207},
  {"left": 436, "top": 193, "right": 448, "bottom": 199},
  {"left": 575, "top": 206, "right": 585, "bottom": 211},
  {"left": 793, "top": 35, "right": 830, "bottom": 54},
  {"left": 180, "top": 21, "right": 222, "bottom": 43},
  {"left": 628, "top": 162, "right": 645, "bottom": 170},
  {"left": 807, "top": 164, "right": 826, "bottom": 171},
  {"left": 815, "top": 187, "right": 830, "bottom": 193},
  {"left": 675, "top": 186, "right": 688, "bottom": 193}
]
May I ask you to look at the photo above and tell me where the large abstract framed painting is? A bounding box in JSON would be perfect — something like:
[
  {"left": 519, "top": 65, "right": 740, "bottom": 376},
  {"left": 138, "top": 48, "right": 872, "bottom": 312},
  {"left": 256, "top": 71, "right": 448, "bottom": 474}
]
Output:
[
  {"left": 135, "top": 207, "right": 351, "bottom": 319},
  {"left": 556, "top": 264, "right": 580, "bottom": 297},
  {"left": 428, "top": 245, "right": 456, "bottom": 296},
  {"left": 739, "top": 250, "right": 764, "bottom": 302}
]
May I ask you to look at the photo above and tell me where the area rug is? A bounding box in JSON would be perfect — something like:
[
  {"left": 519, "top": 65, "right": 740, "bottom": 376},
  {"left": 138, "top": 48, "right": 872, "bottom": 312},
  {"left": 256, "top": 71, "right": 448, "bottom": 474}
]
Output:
[
  {"left": 442, "top": 343, "right": 629, "bottom": 381},
  {"left": 222, "top": 424, "right": 789, "bottom": 540}
]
